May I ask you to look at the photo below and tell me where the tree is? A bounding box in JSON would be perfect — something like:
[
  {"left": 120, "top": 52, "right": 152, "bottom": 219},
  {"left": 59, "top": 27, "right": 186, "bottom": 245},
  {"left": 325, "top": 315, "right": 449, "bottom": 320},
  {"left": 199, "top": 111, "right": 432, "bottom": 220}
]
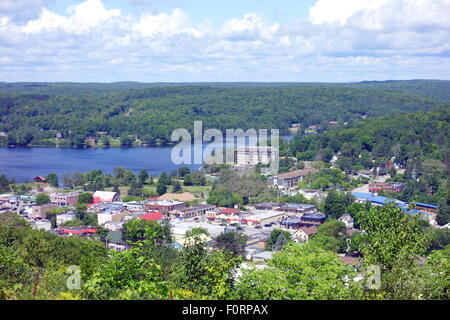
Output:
[
  {"left": 207, "top": 189, "right": 243, "bottom": 208},
  {"left": 183, "top": 174, "right": 193, "bottom": 186},
  {"left": 324, "top": 191, "right": 354, "bottom": 219},
  {"left": 122, "top": 219, "right": 166, "bottom": 245},
  {"left": 185, "top": 227, "right": 209, "bottom": 238},
  {"left": 45, "top": 173, "right": 58, "bottom": 187},
  {"left": 235, "top": 243, "right": 355, "bottom": 300},
  {"left": 172, "top": 181, "right": 182, "bottom": 193},
  {"left": 77, "top": 193, "right": 93, "bottom": 204},
  {"left": 0, "top": 174, "right": 10, "bottom": 192},
  {"left": 75, "top": 203, "right": 87, "bottom": 221},
  {"left": 267, "top": 229, "right": 292, "bottom": 251},
  {"left": 355, "top": 203, "right": 430, "bottom": 299},
  {"left": 35, "top": 193, "right": 50, "bottom": 205},
  {"left": 178, "top": 166, "right": 190, "bottom": 178},
  {"left": 119, "top": 134, "right": 133, "bottom": 147},
  {"left": 214, "top": 231, "right": 247, "bottom": 257},
  {"left": 128, "top": 180, "right": 143, "bottom": 197},
  {"left": 156, "top": 181, "right": 168, "bottom": 196},
  {"left": 138, "top": 169, "right": 149, "bottom": 185}
]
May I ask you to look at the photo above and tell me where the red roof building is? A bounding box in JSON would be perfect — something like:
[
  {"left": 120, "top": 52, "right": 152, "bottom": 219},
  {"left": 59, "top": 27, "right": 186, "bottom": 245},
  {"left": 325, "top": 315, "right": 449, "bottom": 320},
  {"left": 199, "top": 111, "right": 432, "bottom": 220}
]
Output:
[
  {"left": 139, "top": 211, "right": 163, "bottom": 221},
  {"left": 33, "top": 176, "right": 47, "bottom": 183},
  {"left": 219, "top": 208, "right": 241, "bottom": 215}
]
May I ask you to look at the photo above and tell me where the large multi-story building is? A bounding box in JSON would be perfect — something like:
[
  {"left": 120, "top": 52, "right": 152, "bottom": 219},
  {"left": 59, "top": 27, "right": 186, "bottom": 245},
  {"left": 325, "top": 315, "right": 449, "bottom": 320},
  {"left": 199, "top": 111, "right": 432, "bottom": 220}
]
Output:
[
  {"left": 234, "top": 146, "right": 278, "bottom": 166},
  {"left": 50, "top": 192, "right": 81, "bottom": 206}
]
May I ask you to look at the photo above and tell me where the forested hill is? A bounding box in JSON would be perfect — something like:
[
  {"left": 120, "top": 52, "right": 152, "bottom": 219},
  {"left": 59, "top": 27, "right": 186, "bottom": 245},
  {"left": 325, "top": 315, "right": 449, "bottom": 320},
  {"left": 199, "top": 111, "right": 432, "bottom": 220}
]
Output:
[
  {"left": 289, "top": 105, "right": 450, "bottom": 206},
  {"left": 353, "top": 80, "right": 450, "bottom": 102},
  {"left": 0, "top": 80, "right": 449, "bottom": 147}
]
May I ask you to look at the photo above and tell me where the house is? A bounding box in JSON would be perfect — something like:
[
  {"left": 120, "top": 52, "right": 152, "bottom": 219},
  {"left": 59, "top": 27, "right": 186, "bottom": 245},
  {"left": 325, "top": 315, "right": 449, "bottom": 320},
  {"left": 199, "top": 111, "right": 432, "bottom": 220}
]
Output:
[
  {"left": 357, "top": 169, "right": 374, "bottom": 179},
  {"left": 298, "top": 189, "right": 324, "bottom": 200},
  {"left": 106, "top": 231, "right": 130, "bottom": 251},
  {"left": 234, "top": 146, "right": 278, "bottom": 166},
  {"left": 97, "top": 210, "right": 128, "bottom": 225},
  {"left": 56, "top": 213, "right": 76, "bottom": 226},
  {"left": 339, "top": 214, "right": 354, "bottom": 230},
  {"left": 176, "top": 233, "right": 212, "bottom": 248},
  {"left": 252, "top": 251, "right": 274, "bottom": 263},
  {"left": 33, "top": 176, "right": 47, "bottom": 183},
  {"left": 32, "top": 204, "right": 57, "bottom": 219},
  {"left": 293, "top": 226, "right": 318, "bottom": 242},
  {"left": 50, "top": 192, "right": 81, "bottom": 206},
  {"left": 369, "top": 182, "right": 405, "bottom": 193},
  {"left": 104, "top": 221, "right": 124, "bottom": 232},
  {"left": 32, "top": 220, "right": 52, "bottom": 231},
  {"left": 93, "top": 191, "right": 121, "bottom": 203},
  {"left": 267, "top": 168, "right": 319, "bottom": 188},
  {"left": 54, "top": 226, "right": 98, "bottom": 237},
  {"left": 124, "top": 201, "right": 144, "bottom": 212}
]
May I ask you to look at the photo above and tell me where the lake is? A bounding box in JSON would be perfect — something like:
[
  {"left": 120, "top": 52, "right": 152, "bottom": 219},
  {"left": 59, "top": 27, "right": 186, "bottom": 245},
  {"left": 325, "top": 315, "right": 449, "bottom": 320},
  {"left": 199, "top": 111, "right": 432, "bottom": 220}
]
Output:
[{"left": 0, "top": 135, "right": 294, "bottom": 182}]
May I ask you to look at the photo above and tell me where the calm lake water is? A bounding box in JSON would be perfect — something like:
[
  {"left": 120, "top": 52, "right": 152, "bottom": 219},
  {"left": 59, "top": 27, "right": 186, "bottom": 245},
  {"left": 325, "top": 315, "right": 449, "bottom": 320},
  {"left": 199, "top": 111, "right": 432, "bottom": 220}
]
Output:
[{"left": 0, "top": 135, "right": 294, "bottom": 182}]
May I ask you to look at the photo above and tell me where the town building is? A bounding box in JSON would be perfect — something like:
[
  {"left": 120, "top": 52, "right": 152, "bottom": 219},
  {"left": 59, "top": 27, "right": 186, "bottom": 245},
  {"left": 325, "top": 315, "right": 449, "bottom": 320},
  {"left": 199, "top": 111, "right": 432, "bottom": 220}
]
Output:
[
  {"left": 171, "top": 204, "right": 216, "bottom": 219},
  {"left": 234, "top": 146, "right": 278, "bottom": 166},
  {"left": 298, "top": 189, "right": 324, "bottom": 200},
  {"left": 32, "top": 220, "right": 52, "bottom": 231},
  {"left": 293, "top": 226, "right": 318, "bottom": 242},
  {"left": 53, "top": 226, "right": 98, "bottom": 237},
  {"left": 339, "top": 214, "right": 355, "bottom": 230},
  {"left": 97, "top": 210, "right": 128, "bottom": 226},
  {"left": 368, "top": 182, "right": 405, "bottom": 193},
  {"left": 124, "top": 201, "right": 145, "bottom": 212},
  {"left": 32, "top": 204, "right": 57, "bottom": 219},
  {"left": 254, "top": 202, "right": 282, "bottom": 211},
  {"left": 33, "top": 176, "right": 47, "bottom": 183},
  {"left": 144, "top": 199, "right": 186, "bottom": 212},
  {"left": 277, "top": 203, "right": 317, "bottom": 214},
  {"left": 240, "top": 210, "right": 285, "bottom": 227},
  {"left": 50, "top": 191, "right": 80, "bottom": 206},
  {"left": 93, "top": 191, "right": 121, "bottom": 203},
  {"left": 356, "top": 169, "right": 374, "bottom": 179},
  {"left": 267, "top": 168, "right": 319, "bottom": 188},
  {"left": 352, "top": 192, "right": 436, "bottom": 223},
  {"left": 56, "top": 212, "right": 76, "bottom": 226},
  {"left": 106, "top": 231, "right": 130, "bottom": 251}
]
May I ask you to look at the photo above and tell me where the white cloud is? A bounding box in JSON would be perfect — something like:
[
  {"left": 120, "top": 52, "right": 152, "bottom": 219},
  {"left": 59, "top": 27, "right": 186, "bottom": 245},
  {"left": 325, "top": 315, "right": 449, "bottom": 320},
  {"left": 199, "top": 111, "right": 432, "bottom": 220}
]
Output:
[
  {"left": 309, "top": 0, "right": 450, "bottom": 31},
  {"left": 0, "top": 0, "right": 449, "bottom": 81},
  {"left": 22, "top": 0, "right": 120, "bottom": 34},
  {"left": 132, "top": 8, "right": 200, "bottom": 37},
  {"left": 220, "top": 13, "right": 279, "bottom": 41}
]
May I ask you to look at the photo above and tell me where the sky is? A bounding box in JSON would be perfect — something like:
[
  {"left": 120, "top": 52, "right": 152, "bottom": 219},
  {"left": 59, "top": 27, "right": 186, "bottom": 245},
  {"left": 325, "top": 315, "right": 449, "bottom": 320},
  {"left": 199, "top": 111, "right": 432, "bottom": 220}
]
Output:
[{"left": 0, "top": 0, "right": 449, "bottom": 82}]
